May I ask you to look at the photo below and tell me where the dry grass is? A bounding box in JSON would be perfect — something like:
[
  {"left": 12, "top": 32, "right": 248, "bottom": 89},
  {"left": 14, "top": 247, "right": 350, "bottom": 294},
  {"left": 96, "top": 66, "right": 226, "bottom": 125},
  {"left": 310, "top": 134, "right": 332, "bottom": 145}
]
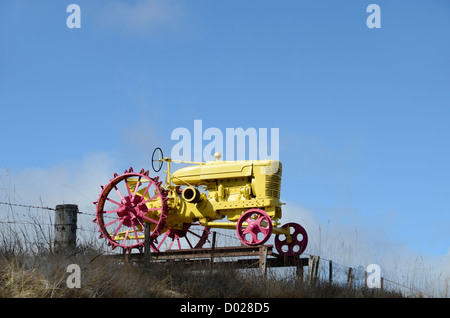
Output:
[
  {"left": 0, "top": 243, "right": 402, "bottom": 298},
  {"left": 0, "top": 206, "right": 402, "bottom": 298}
]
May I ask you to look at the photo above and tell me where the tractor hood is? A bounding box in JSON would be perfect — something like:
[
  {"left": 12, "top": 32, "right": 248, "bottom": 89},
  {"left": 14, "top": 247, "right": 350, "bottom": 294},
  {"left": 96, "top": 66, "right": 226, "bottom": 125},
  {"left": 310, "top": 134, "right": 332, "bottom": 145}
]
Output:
[{"left": 171, "top": 159, "right": 281, "bottom": 186}]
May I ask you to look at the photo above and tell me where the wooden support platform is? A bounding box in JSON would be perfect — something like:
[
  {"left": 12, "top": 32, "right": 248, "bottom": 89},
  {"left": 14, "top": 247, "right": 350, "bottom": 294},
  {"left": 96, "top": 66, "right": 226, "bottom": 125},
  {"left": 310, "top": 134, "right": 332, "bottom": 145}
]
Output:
[{"left": 105, "top": 245, "right": 309, "bottom": 279}]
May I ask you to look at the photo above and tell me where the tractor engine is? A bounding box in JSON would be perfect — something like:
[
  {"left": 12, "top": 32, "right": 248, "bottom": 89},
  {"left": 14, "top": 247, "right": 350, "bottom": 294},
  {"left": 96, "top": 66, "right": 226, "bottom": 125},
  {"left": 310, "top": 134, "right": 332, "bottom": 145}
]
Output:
[{"left": 171, "top": 159, "right": 283, "bottom": 224}]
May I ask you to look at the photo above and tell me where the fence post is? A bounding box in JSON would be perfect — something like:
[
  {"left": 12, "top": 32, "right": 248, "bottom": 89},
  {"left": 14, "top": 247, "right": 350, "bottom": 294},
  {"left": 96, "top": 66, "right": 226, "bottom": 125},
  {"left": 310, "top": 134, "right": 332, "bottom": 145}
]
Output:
[
  {"left": 308, "top": 255, "right": 320, "bottom": 284},
  {"left": 210, "top": 231, "right": 216, "bottom": 272},
  {"left": 364, "top": 271, "right": 368, "bottom": 288},
  {"left": 296, "top": 262, "right": 304, "bottom": 282},
  {"left": 144, "top": 222, "right": 152, "bottom": 262},
  {"left": 54, "top": 204, "right": 78, "bottom": 253},
  {"left": 259, "top": 245, "right": 268, "bottom": 279},
  {"left": 346, "top": 267, "right": 354, "bottom": 288},
  {"left": 329, "top": 260, "right": 333, "bottom": 285}
]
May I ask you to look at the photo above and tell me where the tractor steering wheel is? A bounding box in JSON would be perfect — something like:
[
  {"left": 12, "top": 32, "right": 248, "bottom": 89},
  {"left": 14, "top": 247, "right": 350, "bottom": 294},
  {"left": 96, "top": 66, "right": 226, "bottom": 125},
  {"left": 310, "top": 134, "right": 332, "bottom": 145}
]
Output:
[{"left": 151, "top": 147, "right": 164, "bottom": 172}]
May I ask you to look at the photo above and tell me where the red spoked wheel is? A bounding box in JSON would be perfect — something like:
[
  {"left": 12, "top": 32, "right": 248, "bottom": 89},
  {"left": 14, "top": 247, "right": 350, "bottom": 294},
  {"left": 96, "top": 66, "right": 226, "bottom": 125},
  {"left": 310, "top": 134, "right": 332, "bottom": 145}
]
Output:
[
  {"left": 236, "top": 209, "right": 273, "bottom": 246},
  {"left": 94, "top": 168, "right": 168, "bottom": 254},
  {"left": 274, "top": 222, "right": 308, "bottom": 256},
  {"left": 156, "top": 223, "right": 210, "bottom": 251}
]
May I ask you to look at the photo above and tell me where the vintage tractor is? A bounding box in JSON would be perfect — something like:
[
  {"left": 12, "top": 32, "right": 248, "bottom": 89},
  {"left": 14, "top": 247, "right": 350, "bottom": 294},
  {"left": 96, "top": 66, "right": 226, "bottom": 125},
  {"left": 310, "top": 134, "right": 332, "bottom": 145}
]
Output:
[{"left": 93, "top": 148, "right": 308, "bottom": 256}]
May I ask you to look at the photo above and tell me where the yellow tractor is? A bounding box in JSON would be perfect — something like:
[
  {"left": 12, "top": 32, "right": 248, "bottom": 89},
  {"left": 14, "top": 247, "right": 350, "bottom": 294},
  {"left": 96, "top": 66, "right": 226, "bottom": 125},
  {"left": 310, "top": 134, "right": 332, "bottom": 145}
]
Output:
[{"left": 94, "top": 148, "right": 308, "bottom": 256}]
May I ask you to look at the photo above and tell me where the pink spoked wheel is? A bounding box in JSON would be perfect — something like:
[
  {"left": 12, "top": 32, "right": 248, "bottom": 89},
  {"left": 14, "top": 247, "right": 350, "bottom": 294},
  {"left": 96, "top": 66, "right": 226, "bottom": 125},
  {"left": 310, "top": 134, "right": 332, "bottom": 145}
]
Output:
[
  {"left": 156, "top": 223, "right": 210, "bottom": 252},
  {"left": 274, "top": 222, "right": 308, "bottom": 257},
  {"left": 236, "top": 209, "right": 273, "bottom": 246},
  {"left": 94, "top": 168, "right": 168, "bottom": 254}
]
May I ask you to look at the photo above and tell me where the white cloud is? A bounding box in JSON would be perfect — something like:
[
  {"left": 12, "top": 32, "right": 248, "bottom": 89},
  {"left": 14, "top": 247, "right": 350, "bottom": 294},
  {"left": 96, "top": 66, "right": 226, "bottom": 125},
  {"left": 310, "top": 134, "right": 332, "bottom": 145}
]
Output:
[
  {"left": 0, "top": 152, "right": 117, "bottom": 214},
  {"left": 0, "top": 152, "right": 120, "bottom": 244}
]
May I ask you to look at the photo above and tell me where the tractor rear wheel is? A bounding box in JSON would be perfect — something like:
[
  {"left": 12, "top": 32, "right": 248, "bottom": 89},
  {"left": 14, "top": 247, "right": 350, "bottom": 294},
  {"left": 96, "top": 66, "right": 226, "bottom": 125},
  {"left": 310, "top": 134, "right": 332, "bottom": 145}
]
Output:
[
  {"left": 94, "top": 168, "right": 169, "bottom": 254},
  {"left": 156, "top": 223, "right": 210, "bottom": 252}
]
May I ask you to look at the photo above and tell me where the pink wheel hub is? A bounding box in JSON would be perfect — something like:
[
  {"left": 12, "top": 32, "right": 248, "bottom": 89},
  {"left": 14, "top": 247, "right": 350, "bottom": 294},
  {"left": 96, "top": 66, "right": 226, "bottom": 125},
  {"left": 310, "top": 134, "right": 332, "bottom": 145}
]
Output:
[
  {"left": 116, "top": 195, "right": 149, "bottom": 228},
  {"left": 236, "top": 209, "right": 273, "bottom": 246}
]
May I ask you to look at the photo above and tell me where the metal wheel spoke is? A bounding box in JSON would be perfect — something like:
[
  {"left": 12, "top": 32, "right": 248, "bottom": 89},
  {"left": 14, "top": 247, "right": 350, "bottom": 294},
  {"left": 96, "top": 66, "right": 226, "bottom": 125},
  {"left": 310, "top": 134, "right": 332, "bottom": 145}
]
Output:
[
  {"left": 105, "top": 218, "right": 120, "bottom": 227},
  {"left": 133, "top": 176, "right": 142, "bottom": 197},
  {"left": 105, "top": 197, "right": 121, "bottom": 206},
  {"left": 142, "top": 215, "right": 159, "bottom": 224},
  {"left": 184, "top": 236, "right": 194, "bottom": 249},
  {"left": 123, "top": 228, "right": 130, "bottom": 245},
  {"left": 133, "top": 225, "right": 140, "bottom": 243},
  {"left": 124, "top": 179, "right": 133, "bottom": 197},
  {"left": 157, "top": 232, "right": 170, "bottom": 250},
  {"left": 104, "top": 209, "right": 120, "bottom": 214},
  {"left": 114, "top": 185, "right": 125, "bottom": 202},
  {"left": 168, "top": 238, "right": 175, "bottom": 250},
  {"left": 111, "top": 219, "right": 125, "bottom": 240},
  {"left": 141, "top": 182, "right": 153, "bottom": 199},
  {"left": 186, "top": 229, "right": 202, "bottom": 239}
]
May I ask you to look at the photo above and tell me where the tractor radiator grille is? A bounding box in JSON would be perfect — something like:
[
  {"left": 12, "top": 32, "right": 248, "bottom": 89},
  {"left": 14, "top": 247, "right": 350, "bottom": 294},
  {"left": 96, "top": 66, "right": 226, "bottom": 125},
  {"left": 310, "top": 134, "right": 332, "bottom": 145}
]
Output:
[{"left": 264, "top": 164, "right": 282, "bottom": 199}]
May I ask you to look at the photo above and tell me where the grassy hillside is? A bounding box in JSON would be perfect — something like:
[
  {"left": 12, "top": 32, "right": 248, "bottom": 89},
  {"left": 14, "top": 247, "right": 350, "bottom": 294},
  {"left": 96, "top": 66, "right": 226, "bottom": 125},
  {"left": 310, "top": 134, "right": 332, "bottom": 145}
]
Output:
[
  {"left": 0, "top": 205, "right": 404, "bottom": 298},
  {"left": 0, "top": 242, "right": 402, "bottom": 298}
]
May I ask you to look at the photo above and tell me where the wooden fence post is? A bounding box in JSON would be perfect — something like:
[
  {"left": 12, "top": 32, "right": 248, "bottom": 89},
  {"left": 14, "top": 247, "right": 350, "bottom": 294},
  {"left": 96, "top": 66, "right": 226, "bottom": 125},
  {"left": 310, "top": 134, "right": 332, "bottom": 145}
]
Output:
[
  {"left": 364, "top": 271, "right": 368, "bottom": 288},
  {"left": 144, "top": 222, "right": 152, "bottom": 261},
  {"left": 210, "top": 231, "right": 216, "bottom": 272},
  {"left": 308, "top": 255, "right": 320, "bottom": 283},
  {"left": 259, "top": 245, "right": 268, "bottom": 279},
  {"left": 296, "top": 262, "right": 304, "bottom": 282},
  {"left": 329, "top": 260, "right": 333, "bottom": 285},
  {"left": 346, "top": 267, "right": 354, "bottom": 288},
  {"left": 54, "top": 204, "right": 78, "bottom": 253}
]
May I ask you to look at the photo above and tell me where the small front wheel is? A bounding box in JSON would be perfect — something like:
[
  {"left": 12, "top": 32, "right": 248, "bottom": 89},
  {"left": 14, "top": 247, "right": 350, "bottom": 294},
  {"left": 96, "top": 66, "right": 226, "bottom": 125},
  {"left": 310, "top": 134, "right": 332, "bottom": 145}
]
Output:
[
  {"left": 236, "top": 209, "right": 273, "bottom": 246},
  {"left": 274, "top": 222, "right": 308, "bottom": 256}
]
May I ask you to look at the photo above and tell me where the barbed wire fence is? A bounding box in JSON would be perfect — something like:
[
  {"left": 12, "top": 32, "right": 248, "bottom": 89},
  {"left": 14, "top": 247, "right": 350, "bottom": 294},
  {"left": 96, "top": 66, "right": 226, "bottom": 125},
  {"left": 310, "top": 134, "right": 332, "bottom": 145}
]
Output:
[
  {"left": 0, "top": 200, "right": 442, "bottom": 298},
  {"left": 0, "top": 201, "right": 97, "bottom": 232},
  {"left": 202, "top": 226, "right": 443, "bottom": 297},
  {"left": 0, "top": 201, "right": 102, "bottom": 255}
]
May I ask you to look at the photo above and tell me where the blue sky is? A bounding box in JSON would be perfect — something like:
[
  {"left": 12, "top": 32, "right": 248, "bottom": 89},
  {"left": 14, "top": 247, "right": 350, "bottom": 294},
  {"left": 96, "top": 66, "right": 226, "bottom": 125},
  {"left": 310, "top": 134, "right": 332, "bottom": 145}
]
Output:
[{"left": 1, "top": 0, "right": 449, "bottom": 293}]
